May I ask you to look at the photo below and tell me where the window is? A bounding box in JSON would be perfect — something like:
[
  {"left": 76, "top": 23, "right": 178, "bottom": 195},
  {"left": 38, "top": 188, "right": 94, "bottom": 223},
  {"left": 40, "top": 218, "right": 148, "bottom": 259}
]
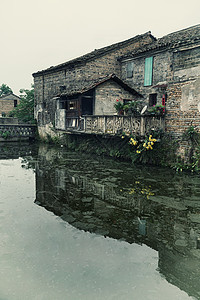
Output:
[
  {"left": 149, "top": 93, "right": 157, "bottom": 106},
  {"left": 59, "top": 101, "right": 65, "bottom": 109},
  {"left": 144, "top": 57, "right": 153, "bottom": 86},
  {"left": 68, "top": 101, "right": 77, "bottom": 110},
  {"left": 126, "top": 62, "right": 134, "bottom": 78},
  {"left": 14, "top": 100, "right": 17, "bottom": 107}
]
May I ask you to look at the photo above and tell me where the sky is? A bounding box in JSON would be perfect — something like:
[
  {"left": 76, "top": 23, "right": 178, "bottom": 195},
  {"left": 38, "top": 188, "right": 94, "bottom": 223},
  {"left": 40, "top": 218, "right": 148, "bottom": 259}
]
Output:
[{"left": 1, "top": 0, "right": 200, "bottom": 95}]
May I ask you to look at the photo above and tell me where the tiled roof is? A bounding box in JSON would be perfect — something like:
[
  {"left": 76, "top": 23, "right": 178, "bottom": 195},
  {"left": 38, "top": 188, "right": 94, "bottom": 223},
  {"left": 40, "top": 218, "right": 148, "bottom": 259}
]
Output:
[
  {"left": 33, "top": 32, "right": 156, "bottom": 76},
  {"left": 119, "top": 24, "right": 200, "bottom": 60},
  {"left": 0, "top": 93, "right": 20, "bottom": 100},
  {"left": 58, "top": 74, "right": 142, "bottom": 97}
]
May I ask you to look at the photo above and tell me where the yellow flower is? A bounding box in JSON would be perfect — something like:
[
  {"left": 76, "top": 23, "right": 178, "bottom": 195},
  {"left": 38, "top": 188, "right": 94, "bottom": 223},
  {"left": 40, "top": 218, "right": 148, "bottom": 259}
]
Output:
[
  {"left": 143, "top": 143, "right": 146, "bottom": 148},
  {"left": 136, "top": 150, "right": 141, "bottom": 154}
]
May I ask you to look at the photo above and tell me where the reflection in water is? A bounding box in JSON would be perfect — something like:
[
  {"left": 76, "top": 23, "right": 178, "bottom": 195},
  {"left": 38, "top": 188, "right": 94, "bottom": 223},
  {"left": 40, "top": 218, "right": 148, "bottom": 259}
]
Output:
[{"left": 35, "top": 144, "right": 200, "bottom": 300}]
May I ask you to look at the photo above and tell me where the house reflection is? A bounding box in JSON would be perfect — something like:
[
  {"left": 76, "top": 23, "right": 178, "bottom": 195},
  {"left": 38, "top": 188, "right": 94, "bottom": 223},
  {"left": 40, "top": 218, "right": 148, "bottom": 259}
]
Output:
[{"left": 35, "top": 144, "right": 200, "bottom": 300}]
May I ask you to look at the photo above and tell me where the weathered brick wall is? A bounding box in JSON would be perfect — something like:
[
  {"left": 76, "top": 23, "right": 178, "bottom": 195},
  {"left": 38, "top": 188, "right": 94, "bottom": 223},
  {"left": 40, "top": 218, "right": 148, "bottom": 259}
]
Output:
[
  {"left": 121, "top": 51, "right": 173, "bottom": 106},
  {"left": 0, "top": 99, "right": 15, "bottom": 115},
  {"left": 95, "top": 80, "right": 139, "bottom": 115},
  {"left": 165, "top": 78, "right": 200, "bottom": 160},
  {"left": 33, "top": 34, "right": 154, "bottom": 127},
  {"left": 0, "top": 94, "right": 19, "bottom": 116},
  {"left": 173, "top": 46, "right": 200, "bottom": 82},
  {"left": 166, "top": 79, "right": 200, "bottom": 136}
]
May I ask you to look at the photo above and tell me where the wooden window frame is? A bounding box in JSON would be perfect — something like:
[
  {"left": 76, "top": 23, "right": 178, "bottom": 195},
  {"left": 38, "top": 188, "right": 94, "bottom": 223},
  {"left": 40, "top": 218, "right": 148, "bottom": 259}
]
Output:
[{"left": 126, "top": 62, "right": 134, "bottom": 78}]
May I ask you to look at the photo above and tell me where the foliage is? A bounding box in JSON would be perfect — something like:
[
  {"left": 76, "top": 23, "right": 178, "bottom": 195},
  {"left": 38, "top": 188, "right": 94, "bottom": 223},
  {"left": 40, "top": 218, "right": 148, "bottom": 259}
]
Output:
[
  {"left": 114, "top": 99, "right": 124, "bottom": 113},
  {"left": 121, "top": 129, "right": 178, "bottom": 166},
  {"left": 123, "top": 101, "right": 140, "bottom": 115},
  {"left": 147, "top": 104, "right": 165, "bottom": 115},
  {"left": 0, "top": 84, "right": 13, "bottom": 97},
  {"left": 182, "top": 126, "right": 200, "bottom": 172},
  {"left": 0, "top": 131, "right": 11, "bottom": 139},
  {"left": 9, "top": 86, "right": 35, "bottom": 124},
  {"left": 114, "top": 99, "right": 140, "bottom": 115},
  {"left": 183, "top": 125, "right": 200, "bottom": 145}
]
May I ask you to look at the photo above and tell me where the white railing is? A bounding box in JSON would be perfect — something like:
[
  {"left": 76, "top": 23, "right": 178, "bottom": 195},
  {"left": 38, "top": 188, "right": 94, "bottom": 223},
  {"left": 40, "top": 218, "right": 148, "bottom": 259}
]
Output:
[{"left": 65, "top": 115, "right": 165, "bottom": 136}]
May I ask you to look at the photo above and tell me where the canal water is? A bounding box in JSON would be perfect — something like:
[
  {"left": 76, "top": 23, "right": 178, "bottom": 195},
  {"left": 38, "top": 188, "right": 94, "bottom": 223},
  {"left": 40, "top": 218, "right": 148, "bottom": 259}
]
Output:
[{"left": 0, "top": 143, "right": 200, "bottom": 300}]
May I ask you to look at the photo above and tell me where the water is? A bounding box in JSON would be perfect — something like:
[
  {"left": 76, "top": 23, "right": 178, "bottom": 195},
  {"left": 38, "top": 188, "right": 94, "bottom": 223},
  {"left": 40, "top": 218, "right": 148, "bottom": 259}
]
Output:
[{"left": 0, "top": 143, "right": 200, "bottom": 300}]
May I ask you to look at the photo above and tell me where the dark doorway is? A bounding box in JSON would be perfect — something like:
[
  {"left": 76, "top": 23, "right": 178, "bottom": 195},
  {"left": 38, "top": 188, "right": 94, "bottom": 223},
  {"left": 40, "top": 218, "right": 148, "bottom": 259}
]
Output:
[
  {"left": 149, "top": 93, "right": 157, "bottom": 106},
  {"left": 81, "top": 96, "right": 93, "bottom": 115}
]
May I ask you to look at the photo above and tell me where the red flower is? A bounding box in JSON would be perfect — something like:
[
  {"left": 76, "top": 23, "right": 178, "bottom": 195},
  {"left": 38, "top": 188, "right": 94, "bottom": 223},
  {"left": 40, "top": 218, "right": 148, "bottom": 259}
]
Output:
[{"left": 116, "top": 99, "right": 119, "bottom": 102}]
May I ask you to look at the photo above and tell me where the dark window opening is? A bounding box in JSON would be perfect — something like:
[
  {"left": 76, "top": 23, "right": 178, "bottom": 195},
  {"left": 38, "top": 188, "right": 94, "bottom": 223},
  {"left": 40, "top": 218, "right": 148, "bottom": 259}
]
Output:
[
  {"left": 149, "top": 93, "right": 157, "bottom": 106},
  {"left": 81, "top": 97, "right": 93, "bottom": 115},
  {"left": 59, "top": 101, "right": 66, "bottom": 109},
  {"left": 14, "top": 100, "right": 17, "bottom": 107},
  {"left": 127, "top": 62, "right": 134, "bottom": 78}
]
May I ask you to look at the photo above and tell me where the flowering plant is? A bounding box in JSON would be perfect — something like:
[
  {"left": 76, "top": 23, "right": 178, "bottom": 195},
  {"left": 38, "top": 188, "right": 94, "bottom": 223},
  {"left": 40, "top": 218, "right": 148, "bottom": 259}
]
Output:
[
  {"left": 114, "top": 99, "right": 124, "bottom": 113},
  {"left": 147, "top": 104, "right": 165, "bottom": 115},
  {"left": 127, "top": 134, "right": 157, "bottom": 154},
  {"left": 114, "top": 99, "right": 140, "bottom": 115}
]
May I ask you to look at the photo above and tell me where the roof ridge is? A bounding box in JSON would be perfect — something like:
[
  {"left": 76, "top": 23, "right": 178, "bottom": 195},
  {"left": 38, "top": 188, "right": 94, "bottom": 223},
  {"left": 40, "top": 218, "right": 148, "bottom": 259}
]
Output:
[
  {"left": 33, "top": 31, "right": 156, "bottom": 76},
  {"left": 160, "top": 23, "right": 200, "bottom": 39},
  {"left": 0, "top": 93, "right": 20, "bottom": 99}
]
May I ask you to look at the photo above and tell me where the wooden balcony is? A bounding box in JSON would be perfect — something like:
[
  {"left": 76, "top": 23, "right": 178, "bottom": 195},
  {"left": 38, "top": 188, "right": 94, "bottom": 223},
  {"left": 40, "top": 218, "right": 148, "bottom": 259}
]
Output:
[{"left": 62, "top": 115, "right": 165, "bottom": 136}]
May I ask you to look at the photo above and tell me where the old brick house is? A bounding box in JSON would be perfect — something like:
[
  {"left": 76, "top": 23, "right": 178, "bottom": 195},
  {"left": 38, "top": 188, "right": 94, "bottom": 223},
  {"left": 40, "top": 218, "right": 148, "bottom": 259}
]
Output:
[
  {"left": 33, "top": 24, "right": 200, "bottom": 153},
  {"left": 119, "top": 24, "right": 200, "bottom": 140},
  {"left": 55, "top": 74, "right": 142, "bottom": 130},
  {"left": 0, "top": 93, "right": 20, "bottom": 116},
  {"left": 33, "top": 32, "right": 155, "bottom": 137}
]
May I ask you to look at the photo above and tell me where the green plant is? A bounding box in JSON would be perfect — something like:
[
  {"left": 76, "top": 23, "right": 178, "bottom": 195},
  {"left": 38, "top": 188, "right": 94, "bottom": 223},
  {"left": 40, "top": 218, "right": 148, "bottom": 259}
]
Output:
[
  {"left": 183, "top": 126, "right": 200, "bottom": 171},
  {"left": 114, "top": 99, "right": 140, "bottom": 116},
  {"left": 1, "top": 131, "right": 11, "bottom": 139},
  {"left": 147, "top": 104, "right": 165, "bottom": 115},
  {"left": 9, "top": 85, "right": 35, "bottom": 124},
  {"left": 114, "top": 99, "right": 124, "bottom": 113},
  {"left": 183, "top": 125, "right": 199, "bottom": 145},
  {"left": 124, "top": 101, "right": 140, "bottom": 116}
]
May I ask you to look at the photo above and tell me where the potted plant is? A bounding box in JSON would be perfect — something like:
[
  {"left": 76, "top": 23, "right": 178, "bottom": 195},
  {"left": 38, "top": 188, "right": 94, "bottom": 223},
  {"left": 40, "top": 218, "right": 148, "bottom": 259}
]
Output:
[
  {"left": 114, "top": 99, "right": 124, "bottom": 115},
  {"left": 147, "top": 104, "right": 165, "bottom": 115}
]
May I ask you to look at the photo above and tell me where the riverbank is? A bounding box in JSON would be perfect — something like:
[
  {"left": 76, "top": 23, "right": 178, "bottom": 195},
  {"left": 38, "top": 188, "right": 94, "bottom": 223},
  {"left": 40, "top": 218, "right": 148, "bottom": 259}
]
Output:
[
  {"left": 39, "top": 129, "right": 200, "bottom": 173},
  {"left": 34, "top": 131, "right": 200, "bottom": 172}
]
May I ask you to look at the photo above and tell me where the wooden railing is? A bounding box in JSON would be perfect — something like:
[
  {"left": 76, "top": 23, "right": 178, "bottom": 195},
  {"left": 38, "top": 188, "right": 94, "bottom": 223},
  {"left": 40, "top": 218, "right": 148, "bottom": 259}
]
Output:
[
  {"left": 65, "top": 115, "right": 165, "bottom": 136},
  {"left": 0, "top": 124, "right": 37, "bottom": 140}
]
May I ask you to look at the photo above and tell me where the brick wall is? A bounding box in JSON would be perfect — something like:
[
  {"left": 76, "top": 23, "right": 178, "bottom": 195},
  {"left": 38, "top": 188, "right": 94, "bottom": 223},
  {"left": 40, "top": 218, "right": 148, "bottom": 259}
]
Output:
[
  {"left": 0, "top": 94, "right": 19, "bottom": 116},
  {"left": 166, "top": 79, "right": 200, "bottom": 135},
  {"left": 121, "top": 51, "right": 173, "bottom": 106}
]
